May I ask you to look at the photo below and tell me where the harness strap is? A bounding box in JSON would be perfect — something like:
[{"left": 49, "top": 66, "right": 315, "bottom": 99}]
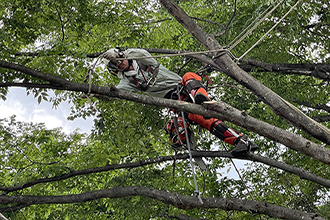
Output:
[
  {"left": 201, "top": 74, "right": 212, "bottom": 85},
  {"left": 128, "top": 61, "right": 161, "bottom": 91},
  {"left": 137, "top": 61, "right": 160, "bottom": 86},
  {"left": 185, "top": 79, "right": 206, "bottom": 93},
  {"left": 126, "top": 76, "right": 149, "bottom": 91},
  {"left": 147, "top": 63, "right": 160, "bottom": 86}
]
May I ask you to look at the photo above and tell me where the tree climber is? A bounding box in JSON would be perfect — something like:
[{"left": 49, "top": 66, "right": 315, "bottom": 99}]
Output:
[{"left": 104, "top": 48, "right": 258, "bottom": 157}]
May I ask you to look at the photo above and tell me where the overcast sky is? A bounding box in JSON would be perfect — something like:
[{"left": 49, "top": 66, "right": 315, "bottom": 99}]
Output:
[{"left": 0, "top": 87, "right": 94, "bottom": 134}]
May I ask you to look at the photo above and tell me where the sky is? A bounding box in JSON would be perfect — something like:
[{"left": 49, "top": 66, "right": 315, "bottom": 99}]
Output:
[{"left": 0, "top": 87, "right": 94, "bottom": 134}]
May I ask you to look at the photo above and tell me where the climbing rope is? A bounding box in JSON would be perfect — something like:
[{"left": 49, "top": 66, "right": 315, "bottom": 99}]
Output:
[
  {"left": 237, "top": 0, "right": 303, "bottom": 61},
  {"left": 115, "top": 49, "right": 230, "bottom": 61},
  {"left": 228, "top": 0, "right": 285, "bottom": 51},
  {"left": 176, "top": 85, "right": 204, "bottom": 204},
  {"left": 86, "top": 53, "right": 106, "bottom": 93},
  {"left": 83, "top": 52, "right": 106, "bottom": 110}
]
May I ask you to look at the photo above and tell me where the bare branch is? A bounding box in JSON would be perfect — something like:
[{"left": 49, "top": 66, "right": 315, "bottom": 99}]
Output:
[
  {"left": 313, "top": 115, "right": 330, "bottom": 123},
  {"left": 119, "top": 18, "right": 172, "bottom": 26},
  {"left": 0, "top": 186, "right": 323, "bottom": 220},
  {"left": 222, "top": 0, "right": 237, "bottom": 37},
  {"left": 241, "top": 58, "right": 330, "bottom": 81},
  {"left": 294, "top": 100, "right": 330, "bottom": 113},
  {"left": 191, "top": 17, "right": 226, "bottom": 36}
]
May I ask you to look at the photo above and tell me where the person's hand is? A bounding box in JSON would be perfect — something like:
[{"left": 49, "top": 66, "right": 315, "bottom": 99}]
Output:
[{"left": 103, "top": 50, "right": 118, "bottom": 63}]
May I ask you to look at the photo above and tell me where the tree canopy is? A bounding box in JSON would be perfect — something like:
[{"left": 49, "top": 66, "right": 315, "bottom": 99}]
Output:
[{"left": 0, "top": 0, "right": 330, "bottom": 219}]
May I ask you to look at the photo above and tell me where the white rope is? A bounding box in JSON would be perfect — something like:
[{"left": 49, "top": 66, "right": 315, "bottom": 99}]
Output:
[
  {"left": 176, "top": 86, "right": 203, "bottom": 204},
  {"left": 83, "top": 53, "right": 105, "bottom": 110},
  {"left": 116, "top": 49, "right": 229, "bottom": 61},
  {"left": 237, "top": 0, "right": 303, "bottom": 61},
  {"left": 229, "top": 0, "right": 285, "bottom": 51},
  {"left": 181, "top": 111, "right": 203, "bottom": 204}
]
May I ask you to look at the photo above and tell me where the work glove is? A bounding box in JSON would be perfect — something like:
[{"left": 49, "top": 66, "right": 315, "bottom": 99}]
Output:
[{"left": 103, "top": 50, "right": 118, "bottom": 63}]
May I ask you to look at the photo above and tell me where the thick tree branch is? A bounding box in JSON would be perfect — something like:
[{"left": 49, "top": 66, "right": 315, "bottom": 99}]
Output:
[
  {"left": 0, "top": 186, "right": 324, "bottom": 220},
  {"left": 241, "top": 58, "right": 330, "bottom": 81},
  {"left": 0, "top": 60, "right": 69, "bottom": 87},
  {"left": 313, "top": 115, "right": 330, "bottom": 123},
  {"left": 245, "top": 152, "right": 330, "bottom": 188}
]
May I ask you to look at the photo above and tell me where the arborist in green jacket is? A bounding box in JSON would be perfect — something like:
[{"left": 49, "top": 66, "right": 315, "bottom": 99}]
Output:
[{"left": 104, "top": 48, "right": 258, "bottom": 157}]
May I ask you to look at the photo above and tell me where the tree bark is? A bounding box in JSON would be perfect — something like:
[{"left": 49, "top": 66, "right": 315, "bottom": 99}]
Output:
[
  {"left": 240, "top": 58, "right": 330, "bottom": 81},
  {"left": 0, "top": 186, "right": 324, "bottom": 220}
]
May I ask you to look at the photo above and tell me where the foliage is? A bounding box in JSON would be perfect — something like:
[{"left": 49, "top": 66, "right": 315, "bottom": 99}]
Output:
[{"left": 0, "top": 0, "right": 330, "bottom": 219}]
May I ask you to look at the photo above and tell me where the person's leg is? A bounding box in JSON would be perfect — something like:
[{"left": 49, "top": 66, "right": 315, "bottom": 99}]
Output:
[
  {"left": 187, "top": 113, "right": 239, "bottom": 145},
  {"left": 166, "top": 115, "right": 190, "bottom": 147},
  {"left": 182, "top": 72, "right": 210, "bottom": 104},
  {"left": 181, "top": 72, "right": 241, "bottom": 145},
  {"left": 188, "top": 113, "right": 258, "bottom": 156}
]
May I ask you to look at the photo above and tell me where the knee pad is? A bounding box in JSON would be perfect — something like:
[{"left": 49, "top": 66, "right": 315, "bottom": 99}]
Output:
[{"left": 184, "top": 79, "right": 206, "bottom": 93}]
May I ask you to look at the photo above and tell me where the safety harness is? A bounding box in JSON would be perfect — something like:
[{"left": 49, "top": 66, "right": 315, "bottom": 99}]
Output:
[{"left": 125, "top": 61, "right": 160, "bottom": 91}]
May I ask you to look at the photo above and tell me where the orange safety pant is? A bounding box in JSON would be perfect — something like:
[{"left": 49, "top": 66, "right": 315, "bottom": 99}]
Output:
[{"left": 181, "top": 72, "right": 239, "bottom": 145}]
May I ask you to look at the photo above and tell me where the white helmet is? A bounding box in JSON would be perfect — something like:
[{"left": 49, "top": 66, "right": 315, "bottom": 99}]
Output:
[{"left": 104, "top": 48, "right": 125, "bottom": 77}]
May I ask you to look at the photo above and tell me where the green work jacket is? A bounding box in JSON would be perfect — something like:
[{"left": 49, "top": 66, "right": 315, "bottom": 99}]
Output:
[{"left": 116, "top": 48, "right": 182, "bottom": 98}]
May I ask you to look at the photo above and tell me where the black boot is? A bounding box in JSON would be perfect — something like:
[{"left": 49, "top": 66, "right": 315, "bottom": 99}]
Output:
[{"left": 231, "top": 135, "right": 259, "bottom": 157}]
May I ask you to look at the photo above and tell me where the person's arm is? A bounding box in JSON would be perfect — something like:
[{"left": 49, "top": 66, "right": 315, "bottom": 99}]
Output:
[{"left": 125, "top": 49, "right": 159, "bottom": 68}]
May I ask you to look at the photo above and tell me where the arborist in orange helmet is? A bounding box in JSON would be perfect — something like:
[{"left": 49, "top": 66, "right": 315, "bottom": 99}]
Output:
[{"left": 104, "top": 48, "right": 258, "bottom": 157}]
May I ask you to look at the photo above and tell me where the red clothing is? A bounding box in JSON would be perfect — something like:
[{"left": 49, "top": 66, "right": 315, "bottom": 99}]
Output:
[{"left": 181, "top": 72, "right": 239, "bottom": 145}]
